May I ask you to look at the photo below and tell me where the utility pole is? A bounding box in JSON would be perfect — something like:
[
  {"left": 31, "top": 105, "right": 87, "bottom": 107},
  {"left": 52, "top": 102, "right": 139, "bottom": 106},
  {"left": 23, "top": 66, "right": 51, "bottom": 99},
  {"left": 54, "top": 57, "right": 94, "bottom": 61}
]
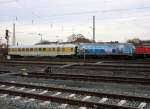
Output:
[
  {"left": 5, "top": 29, "right": 9, "bottom": 55},
  {"left": 0, "top": 37, "right": 2, "bottom": 45},
  {"left": 93, "top": 16, "right": 95, "bottom": 43},
  {"left": 12, "top": 24, "right": 16, "bottom": 46}
]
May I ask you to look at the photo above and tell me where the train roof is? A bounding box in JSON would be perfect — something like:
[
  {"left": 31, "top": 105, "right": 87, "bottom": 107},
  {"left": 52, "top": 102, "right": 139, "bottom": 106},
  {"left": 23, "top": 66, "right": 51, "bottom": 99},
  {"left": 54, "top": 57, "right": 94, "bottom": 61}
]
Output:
[
  {"left": 79, "top": 43, "right": 134, "bottom": 46},
  {"left": 79, "top": 43, "right": 134, "bottom": 45},
  {"left": 9, "top": 44, "right": 76, "bottom": 48}
]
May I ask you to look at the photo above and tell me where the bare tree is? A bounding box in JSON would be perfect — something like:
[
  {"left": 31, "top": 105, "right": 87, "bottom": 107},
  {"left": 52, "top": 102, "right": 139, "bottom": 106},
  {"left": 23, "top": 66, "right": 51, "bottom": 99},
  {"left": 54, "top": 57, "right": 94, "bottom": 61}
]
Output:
[
  {"left": 67, "top": 34, "right": 91, "bottom": 43},
  {"left": 127, "top": 38, "right": 141, "bottom": 45}
]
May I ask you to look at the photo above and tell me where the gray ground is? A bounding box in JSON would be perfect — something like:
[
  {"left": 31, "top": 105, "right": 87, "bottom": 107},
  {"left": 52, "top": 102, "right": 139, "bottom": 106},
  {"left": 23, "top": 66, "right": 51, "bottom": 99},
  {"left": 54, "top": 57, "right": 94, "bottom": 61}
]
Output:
[{"left": 0, "top": 63, "right": 150, "bottom": 109}]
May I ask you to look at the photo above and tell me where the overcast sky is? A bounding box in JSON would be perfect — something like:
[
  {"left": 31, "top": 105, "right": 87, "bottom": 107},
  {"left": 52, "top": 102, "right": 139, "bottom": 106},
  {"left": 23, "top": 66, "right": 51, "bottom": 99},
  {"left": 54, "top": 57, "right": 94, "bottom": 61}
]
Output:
[{"left": 0, "top": 0, "right": 150, "bottom": 45}]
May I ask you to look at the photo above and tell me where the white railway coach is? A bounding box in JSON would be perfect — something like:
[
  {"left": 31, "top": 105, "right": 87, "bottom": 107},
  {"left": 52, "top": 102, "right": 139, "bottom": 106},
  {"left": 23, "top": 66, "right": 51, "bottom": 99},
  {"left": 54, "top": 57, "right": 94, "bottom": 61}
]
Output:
[{"left": 8, "top": 44, "right": 76, "bottom": 57}]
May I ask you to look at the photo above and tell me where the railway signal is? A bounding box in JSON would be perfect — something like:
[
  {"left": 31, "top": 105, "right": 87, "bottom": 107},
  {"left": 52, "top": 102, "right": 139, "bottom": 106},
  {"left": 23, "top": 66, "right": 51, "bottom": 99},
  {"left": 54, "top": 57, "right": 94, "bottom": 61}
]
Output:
[
  {"left": 5, "top": 29, "right": 10, "bottom": 56},
  {"left": 5, "top": 30, "right": 9, "bottom": 40}
]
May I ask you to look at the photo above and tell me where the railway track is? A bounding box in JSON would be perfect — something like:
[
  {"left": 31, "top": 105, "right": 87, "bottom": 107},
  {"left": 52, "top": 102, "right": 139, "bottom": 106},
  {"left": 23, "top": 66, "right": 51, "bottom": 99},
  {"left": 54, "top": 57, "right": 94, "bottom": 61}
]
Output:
[
  {"left": 1, "top": 59, "right": 150, "bottom": 65},
  {"left": 81, "top": 63, "right": 150, "bottom": 68},
  {"left": 6, "top": 57, "right": 150, "bottom": 63},
  {"left": 0, "top": 70, "right": 11, "bottom": 74},
  {"left": 102, "top": 61, "right": 150, "bottom": 65},
  {"left": 0, "top": 81, "right": 149, "bottom": 109},
  {"left": 14, "top": 73, "right": 150, "bottom": 85},
  {"left": 1, "top": 60, "right": 150, "bottom": 67},
  {"left": 65, "top": 63, "right": 150, "bottom": 72},
  {"left": 1, "top": 60, "right": 150, "bottom": 72},
  {"left": 2, "top": 58, "right": 134, "bottom": 63},
  {"left": 0, "top": 60, "right": 68, "bottom": 66}
]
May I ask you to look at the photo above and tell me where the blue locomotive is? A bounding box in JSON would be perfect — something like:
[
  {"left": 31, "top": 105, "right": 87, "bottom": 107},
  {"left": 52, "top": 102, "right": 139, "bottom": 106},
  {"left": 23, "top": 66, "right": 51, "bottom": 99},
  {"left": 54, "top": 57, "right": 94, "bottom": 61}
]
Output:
[{"left": 77, "top": 43, "right": 135, "bottom": 57}]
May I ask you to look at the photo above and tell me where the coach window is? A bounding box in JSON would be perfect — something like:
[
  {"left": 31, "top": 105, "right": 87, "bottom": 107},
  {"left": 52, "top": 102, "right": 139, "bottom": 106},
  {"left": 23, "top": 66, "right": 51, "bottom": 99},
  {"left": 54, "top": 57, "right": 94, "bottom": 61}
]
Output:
[
  {"left": 62, "top": 48, "right": 65, "bottom": 52},
  {"left": 49, "top": 48, "right": 51, "bottom": 51},
  {"left": 57, "top": 48, "right": 60, "bottom": 52},
  {"left": 22, "top": 48, "right": 25, "bottom": 52},
  {"left": 34, "top": 48, "right": 36, "bottom": 51},
  {"left": 71, "top": 48, "right": 73, "bottom": 52},
  {"left": 8, "top": 48, "right": 11, "bottom": 52},
  {"left": 26, "top": 48, "right": 29, "bottom": 51},
  {"left": 39, "top": 48, "right": 42, "bottom": 51},
  {"left": 14, "top": 48, "right": 16, "bottom": 52},
  {"left": 18, "top": 48, "right": 21, "bottom": 52},
  {"left": 53, "top": 48, "right": 55, "bottom": 51},
  {"left": 43, "top": 48, "right": 46, "bottom": 51},
  {"left": 46, "top": 48, "right": 49, "bottom": 52},
  {"left": 30, "top": 48, "right": 33, "bottom": 51}
]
